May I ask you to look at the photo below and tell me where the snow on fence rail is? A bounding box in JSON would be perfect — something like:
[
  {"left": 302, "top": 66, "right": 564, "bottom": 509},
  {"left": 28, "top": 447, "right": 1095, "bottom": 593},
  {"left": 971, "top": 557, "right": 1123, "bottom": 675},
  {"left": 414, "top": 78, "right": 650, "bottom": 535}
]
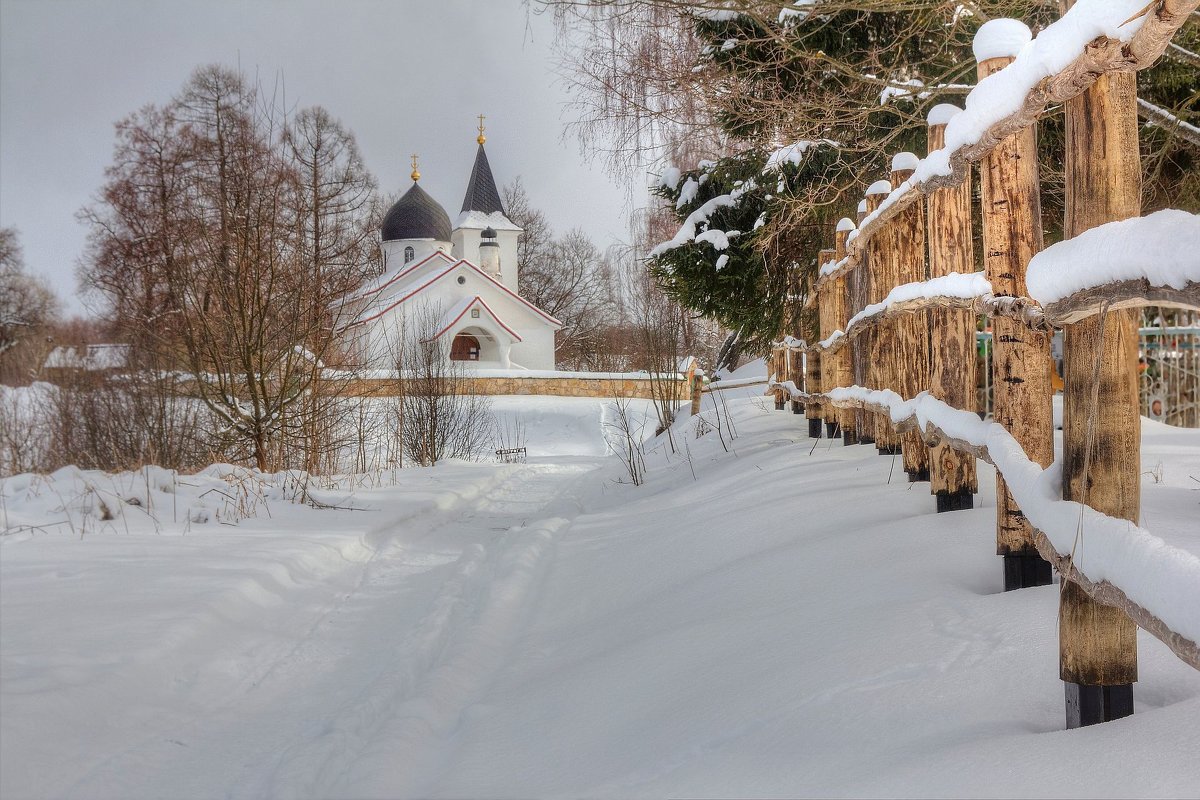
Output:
[
  {"left": 806, "top": 211, "right": 1200, "bottom": 357},
  {"left": 769, "top": 384, "right": 1200, "bottom": 672},
  {"left": 810, "top": 273, "right": 1049, "bottom": 356},
  {"left": 756, "top": 1, "right": 1200, "bottom": 729}
]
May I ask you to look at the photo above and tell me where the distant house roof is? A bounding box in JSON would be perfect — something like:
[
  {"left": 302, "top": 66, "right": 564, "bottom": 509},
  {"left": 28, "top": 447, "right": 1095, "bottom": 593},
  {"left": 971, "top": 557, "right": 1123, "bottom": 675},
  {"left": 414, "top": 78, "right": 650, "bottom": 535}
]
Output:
[
  {"left": 460, "top": 143, "right": 506, "bottom": 216},
  {"left": 44, "top": 344, "right": 130, "bottom": 371},
  {"left": 382, "top": 181, "right": 453, "bottom": 242}
]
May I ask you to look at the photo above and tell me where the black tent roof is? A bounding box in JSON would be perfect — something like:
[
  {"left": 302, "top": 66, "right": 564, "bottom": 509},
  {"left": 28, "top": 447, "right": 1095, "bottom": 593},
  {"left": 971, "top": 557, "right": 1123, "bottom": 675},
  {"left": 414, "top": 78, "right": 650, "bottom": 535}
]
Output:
[{"left": 460, "top": 143, "right": 505, "bottom": 216}]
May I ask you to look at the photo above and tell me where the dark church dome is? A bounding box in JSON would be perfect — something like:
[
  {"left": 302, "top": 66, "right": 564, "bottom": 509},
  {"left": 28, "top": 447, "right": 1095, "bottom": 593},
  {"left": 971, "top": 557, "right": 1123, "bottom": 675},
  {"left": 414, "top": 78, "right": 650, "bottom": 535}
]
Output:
[{"left": 381, "top": 182, "right": 452, "bottom": 242}]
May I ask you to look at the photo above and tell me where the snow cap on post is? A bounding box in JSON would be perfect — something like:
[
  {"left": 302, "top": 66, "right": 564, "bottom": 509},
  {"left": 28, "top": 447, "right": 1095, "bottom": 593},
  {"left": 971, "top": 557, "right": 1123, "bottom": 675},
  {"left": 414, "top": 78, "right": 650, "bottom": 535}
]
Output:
[
  {"left": 836, "top": 217, "right": 856, "bottom": 232},
  {"left": 891, "top": 152, "right": 919, "bottom": 173},
  {"left": 972, "top": 19, "right": 1032, "bottom": 62},
  {"left": 866, "top": 179, "right": 892, "bottom": 196},
  {"left": 926, "top": 103, "right": 962, "bottom": 127},
  {"left": 857, "top": 199, "right": 868, "bottom": 213}
]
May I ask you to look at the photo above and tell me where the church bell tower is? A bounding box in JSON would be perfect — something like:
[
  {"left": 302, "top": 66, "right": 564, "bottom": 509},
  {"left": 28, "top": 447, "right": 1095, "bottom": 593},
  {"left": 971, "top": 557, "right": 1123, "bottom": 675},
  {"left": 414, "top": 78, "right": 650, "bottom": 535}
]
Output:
[{"left": 451, "top": 116, "right": 522, "bottom": 292}]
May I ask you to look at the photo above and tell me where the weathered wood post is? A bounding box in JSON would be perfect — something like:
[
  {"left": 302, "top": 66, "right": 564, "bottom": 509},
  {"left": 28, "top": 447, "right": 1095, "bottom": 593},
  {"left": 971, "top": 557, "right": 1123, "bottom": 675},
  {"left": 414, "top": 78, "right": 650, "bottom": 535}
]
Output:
[
  {"left": 818, "top": 247, "right": 839, "bottom": 438},
  {"left": 1059, "top": 6, "right": 1141, "bottom": 726},
  {"left": 773, "top": 345, "right": 786, "bottom": 410},
  {"left": 926, "top": 104, "right": 979, "bottom": 512},
  {"left": 834, "top": 219, "right": 857, "bottom": 444},
  {"left": 891, "top": 152, "right": 931, "bottom": 481},
  {"left": 790, "top": 344, "right": 804, "bottom": 414},
  {"left": 865, "top": 180, "right": 901, "bottom": 455},
  {"left": 852, "top": 199, "right": 874, "bottom": 445},
  {"left": 805, "top": 330, "right": 823, "bottom": 438},
  {"left": 976, "top": 21, "right": 1053, "bottom": 589}
]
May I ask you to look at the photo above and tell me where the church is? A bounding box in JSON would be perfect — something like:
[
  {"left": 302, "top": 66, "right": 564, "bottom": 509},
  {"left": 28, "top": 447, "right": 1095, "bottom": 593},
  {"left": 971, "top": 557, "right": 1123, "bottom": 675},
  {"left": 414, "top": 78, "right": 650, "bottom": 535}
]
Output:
[{"left": 342, "top": 124, "right": 561, "bottom": 371}]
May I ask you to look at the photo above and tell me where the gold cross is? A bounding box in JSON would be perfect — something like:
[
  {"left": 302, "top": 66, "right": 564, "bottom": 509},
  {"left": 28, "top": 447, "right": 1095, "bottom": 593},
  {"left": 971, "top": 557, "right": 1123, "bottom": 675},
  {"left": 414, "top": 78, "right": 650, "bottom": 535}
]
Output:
[
  {"left": 410, "top": 153, "right": 420, "bottom": 181},
  {"left": 477, "top": 114, "right": 487, "bottom": 145}
]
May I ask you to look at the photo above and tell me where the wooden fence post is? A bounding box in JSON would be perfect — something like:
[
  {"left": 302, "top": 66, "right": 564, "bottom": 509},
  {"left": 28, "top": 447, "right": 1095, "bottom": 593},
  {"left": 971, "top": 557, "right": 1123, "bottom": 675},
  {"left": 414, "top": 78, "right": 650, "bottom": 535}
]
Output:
[
  {"left": 790, "top": 345, "right": 803, "bottom": 414},
  {"left": 834, "top": 219, "right": 857, "bottom": 444},
  {"left": 1059, "top": 13, "right": 1141, "bottom": 726},
  {"left": 805, "top": 334, "right": 823, "bottom": 438},
  {"left": 976, "top": 22, "right": 1053, "bottom": 589},
  {"left": 852, "top": 199, "right": 874, "bottom": 445},
  {"left": 926, "top": 105, "right": 979, "bottom": 512},
  {"left": 817, "top": 247, "right": 839, "bottom": 438},
  {"left": 891, "top": 152, "right": 931, "bottom": 481},
  {"left": 865, "top": 181, "right": 901, "bottom": 455},
  {"left": 773, "top": 345, "right": 787, "bottom": 410}
]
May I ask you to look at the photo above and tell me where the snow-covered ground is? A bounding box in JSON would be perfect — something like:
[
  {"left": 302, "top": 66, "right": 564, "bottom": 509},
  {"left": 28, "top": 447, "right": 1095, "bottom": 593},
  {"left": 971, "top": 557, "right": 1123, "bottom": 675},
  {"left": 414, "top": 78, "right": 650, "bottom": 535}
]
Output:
[{"left": 3, "top": 389, "right": 1199, "bottom": 798}]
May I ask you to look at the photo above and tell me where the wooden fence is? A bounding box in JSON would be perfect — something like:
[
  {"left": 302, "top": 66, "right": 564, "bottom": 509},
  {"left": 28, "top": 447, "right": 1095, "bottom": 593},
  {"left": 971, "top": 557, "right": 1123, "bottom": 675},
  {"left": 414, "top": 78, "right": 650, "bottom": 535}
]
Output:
[{"left": 763, "top": 2, "right": 1200, "bottom": 729}]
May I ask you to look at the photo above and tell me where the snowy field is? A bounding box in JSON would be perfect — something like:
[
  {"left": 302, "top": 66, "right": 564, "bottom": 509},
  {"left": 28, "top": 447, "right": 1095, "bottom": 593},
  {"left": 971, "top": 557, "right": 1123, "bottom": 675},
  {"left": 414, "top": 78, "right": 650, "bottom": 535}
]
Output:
[{"left": 2, "top": 389, "right": 1199, "bottom": 798}]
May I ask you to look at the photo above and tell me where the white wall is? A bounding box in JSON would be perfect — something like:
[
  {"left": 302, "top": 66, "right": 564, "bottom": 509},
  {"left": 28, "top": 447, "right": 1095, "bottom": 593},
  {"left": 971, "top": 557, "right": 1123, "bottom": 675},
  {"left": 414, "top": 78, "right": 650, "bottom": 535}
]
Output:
[
  {"left": 354, "top": 267, "right": 557, "bottom": 371},
  {"left": 509, "top": 326, "right": 555, "bottom": 370},
  {"left": 452, "top": 227, "right": 520, "bottom": 292},
  {"left": 381, "top": 238, "right": 451, "bottom": 272}
]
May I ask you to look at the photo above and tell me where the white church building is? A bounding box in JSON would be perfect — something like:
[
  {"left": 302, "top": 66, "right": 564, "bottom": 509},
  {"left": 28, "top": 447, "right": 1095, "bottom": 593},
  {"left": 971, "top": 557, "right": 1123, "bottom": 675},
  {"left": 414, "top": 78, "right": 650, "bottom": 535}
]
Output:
[{"left": 342, "top": 129, "right": 561, "bottom": 370}]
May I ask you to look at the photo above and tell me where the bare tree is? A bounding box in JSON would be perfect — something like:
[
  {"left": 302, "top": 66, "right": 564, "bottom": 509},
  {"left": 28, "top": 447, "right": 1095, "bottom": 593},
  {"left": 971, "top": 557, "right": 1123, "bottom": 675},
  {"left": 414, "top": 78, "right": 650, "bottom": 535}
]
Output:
[
  {"left": 0, "top": 228, "right": 59, "bottom": 381},
  {"left": 391, "top": 303, "right": 494, "bottom": 467},
  {"left": 80, "top": 65, "right": 380, "bottom": 472},
  {"left": 504, "top": 179, "right": 621, "bottom": 369},
  {"left": 281, "top": 105, "right": 379, "bottom": 474}
]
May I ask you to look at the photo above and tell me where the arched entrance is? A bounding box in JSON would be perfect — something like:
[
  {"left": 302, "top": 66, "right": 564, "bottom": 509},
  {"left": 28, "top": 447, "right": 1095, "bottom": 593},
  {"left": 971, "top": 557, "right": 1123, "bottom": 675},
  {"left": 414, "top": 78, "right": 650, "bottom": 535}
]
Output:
[
  {"left": 450, "top": 332, "right": 481, "bottom": 361},
  {"left": 447, "top": 325, "right": 505, "bottom": 365}
]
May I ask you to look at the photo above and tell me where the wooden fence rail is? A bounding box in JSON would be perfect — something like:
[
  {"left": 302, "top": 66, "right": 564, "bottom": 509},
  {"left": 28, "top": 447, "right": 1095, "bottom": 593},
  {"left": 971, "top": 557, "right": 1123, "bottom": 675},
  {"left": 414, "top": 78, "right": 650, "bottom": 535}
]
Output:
[{"left": 769, "top": 3, "right": 1200, "bottom": 729}]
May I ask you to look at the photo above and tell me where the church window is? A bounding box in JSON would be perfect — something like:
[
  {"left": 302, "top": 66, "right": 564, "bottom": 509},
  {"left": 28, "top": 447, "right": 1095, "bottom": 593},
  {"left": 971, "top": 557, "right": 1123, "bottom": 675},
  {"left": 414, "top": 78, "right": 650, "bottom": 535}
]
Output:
[{"left": 404, "top": 245, "right": 415, "bottom": 264}]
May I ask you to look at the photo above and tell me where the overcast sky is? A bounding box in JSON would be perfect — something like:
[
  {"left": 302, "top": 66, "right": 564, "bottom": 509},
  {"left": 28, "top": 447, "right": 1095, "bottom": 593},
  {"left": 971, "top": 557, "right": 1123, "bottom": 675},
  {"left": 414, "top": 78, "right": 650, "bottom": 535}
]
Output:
[{"left": 0, "top": 0, "right": 638, "bottom": 315}]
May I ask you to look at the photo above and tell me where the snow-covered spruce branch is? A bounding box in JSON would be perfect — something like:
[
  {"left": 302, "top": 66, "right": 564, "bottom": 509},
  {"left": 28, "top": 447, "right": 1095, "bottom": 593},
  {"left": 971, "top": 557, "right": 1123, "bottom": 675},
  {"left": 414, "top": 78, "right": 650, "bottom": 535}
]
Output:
[
  {"left": 774, "top": 384, "right": 1200, "bottom": 672},
  {"left": 810, "top": 0, "right": 1198, "bottom": 296},
  {"left": 1166, "top": 40, "right": 1200, "bottom": 69},
  {"left": 1137, "top": 98, "right": 1200, "bottom": 149}
]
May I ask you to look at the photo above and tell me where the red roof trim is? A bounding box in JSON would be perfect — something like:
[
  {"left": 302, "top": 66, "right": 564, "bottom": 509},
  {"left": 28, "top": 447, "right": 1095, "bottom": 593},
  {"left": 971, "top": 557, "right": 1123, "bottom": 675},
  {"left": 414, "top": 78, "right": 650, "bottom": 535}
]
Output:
[
  {"left": 345, "top": 258, "right": 563, "bottom": 330},
  {"left": 425, "top": 296, "right": 524, "bottom": 343},
  {"left": 352, "top": 249, "right": 453, "bottom": 301},
  {"left": 456, "top": 259, "right": 563, "bottom": 327}
]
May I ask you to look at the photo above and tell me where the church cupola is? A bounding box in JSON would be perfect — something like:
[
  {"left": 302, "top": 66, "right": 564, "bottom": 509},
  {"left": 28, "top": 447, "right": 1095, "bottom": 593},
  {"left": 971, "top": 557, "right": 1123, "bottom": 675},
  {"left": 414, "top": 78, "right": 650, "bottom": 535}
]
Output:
[
  {"left": 380, "top": 154, "right": 453, "bottom": 270},
  {"left": 451, "top": 116, "right": 523, "bottom": 292},
  {"left": 479, "top": 226, "right": 501, "bottom": 278}
]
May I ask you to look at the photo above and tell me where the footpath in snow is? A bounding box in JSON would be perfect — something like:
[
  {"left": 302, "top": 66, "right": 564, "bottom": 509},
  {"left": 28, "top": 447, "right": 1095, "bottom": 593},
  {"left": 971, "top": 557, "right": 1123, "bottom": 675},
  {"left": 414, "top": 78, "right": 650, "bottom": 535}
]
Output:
[{"left": 2, "top": 391, "right": 1199, "bottom": 798}]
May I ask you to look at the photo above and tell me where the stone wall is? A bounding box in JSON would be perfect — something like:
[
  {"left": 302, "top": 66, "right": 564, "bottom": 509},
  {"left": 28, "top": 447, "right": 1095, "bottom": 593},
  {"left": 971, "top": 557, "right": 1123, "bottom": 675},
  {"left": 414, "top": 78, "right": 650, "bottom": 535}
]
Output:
[{"left": 336, "top": 375, "right": 688, "bottom": 400}]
